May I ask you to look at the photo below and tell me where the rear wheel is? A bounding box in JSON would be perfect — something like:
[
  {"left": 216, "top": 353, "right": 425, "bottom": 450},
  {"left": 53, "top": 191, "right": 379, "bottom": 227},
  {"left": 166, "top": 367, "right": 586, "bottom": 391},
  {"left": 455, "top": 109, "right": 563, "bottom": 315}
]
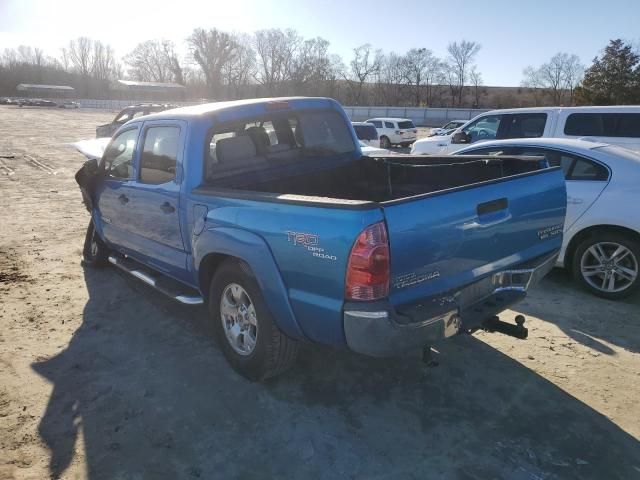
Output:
[
  {"left": 571, "top": 232, "right": 640, "bottom": 299},
  {"left": 380, "top": 136, "right": 391, "bottom": 149},
  {"left": 82, "top": 220, "right": 109, "bottom": 267},
  {"left": 209, "top": 260, "right": 299, "bottom": 380}
]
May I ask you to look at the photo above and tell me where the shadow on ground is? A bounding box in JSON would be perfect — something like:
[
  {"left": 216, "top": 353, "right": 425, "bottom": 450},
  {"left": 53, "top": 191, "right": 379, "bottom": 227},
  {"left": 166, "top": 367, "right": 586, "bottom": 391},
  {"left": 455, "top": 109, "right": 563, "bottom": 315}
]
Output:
[
  {"left": 515, "top": 268, "right": 640, "bottom": 355},
  {"left": 32, "top": 266, "right": 640, "bottom": 480}
]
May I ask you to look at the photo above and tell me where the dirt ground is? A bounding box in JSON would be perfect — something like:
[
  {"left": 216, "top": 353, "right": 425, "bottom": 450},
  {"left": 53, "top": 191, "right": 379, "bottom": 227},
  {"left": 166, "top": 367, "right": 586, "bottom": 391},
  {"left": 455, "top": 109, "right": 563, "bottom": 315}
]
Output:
[{"left": 0, "top": 106, "right": 639, "bottom": 480}]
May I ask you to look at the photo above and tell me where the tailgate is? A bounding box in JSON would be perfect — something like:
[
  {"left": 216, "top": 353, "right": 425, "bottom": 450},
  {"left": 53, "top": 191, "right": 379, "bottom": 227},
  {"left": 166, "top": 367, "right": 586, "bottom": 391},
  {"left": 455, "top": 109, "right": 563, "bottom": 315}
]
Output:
[{"left": 382, "top": 168, "right": 566, "bottom": 308}]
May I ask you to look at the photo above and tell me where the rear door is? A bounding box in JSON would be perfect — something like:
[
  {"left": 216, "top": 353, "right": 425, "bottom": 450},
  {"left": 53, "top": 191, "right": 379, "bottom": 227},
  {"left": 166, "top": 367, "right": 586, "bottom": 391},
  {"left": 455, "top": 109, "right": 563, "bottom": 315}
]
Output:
[
  {"left": 125, "top": 120, "right": 187, "bottom": 277},
  {"left": 381, "top": 168, "right": 567, "bottom": 307},
  {"left": 512, "top": 147, "right": 610, "bottom": 230}
]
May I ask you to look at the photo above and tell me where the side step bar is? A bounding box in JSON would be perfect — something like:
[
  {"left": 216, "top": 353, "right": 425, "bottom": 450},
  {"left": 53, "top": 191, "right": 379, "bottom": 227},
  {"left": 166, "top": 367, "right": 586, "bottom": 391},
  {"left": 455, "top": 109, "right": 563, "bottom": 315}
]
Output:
[{"left": 108, "top": 254, "right": 204, "bottom": 305}]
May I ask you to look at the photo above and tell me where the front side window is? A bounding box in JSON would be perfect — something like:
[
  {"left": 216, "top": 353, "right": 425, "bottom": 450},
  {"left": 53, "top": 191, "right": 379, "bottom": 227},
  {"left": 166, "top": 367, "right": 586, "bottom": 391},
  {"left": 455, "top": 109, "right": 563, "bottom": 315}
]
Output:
[
  {"left": 462, "top": 114, "right": 502, "bottom": 143},
  {"left": 140, "top": 126, "right": 180, "bottom": 184},
  {"left": 103, "top": 128, "right": 138, "bottom": 179},
  {"left": 504, "top": 113, "right": 547, "bottom": 139}
]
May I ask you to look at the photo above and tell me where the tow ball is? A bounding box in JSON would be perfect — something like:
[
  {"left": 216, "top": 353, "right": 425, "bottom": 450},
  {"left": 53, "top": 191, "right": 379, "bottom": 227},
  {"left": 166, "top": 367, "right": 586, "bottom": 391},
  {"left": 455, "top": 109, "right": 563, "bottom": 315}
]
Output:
[{"left": 483, "top": 314, "right": 528, "bottom": 339}]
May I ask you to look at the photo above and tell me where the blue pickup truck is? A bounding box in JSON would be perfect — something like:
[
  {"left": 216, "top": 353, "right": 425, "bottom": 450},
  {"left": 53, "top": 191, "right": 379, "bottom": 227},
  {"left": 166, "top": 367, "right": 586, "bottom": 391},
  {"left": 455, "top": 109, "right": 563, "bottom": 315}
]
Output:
[{"left": 75, "top": 97, "right": 566, "bottom": 380}]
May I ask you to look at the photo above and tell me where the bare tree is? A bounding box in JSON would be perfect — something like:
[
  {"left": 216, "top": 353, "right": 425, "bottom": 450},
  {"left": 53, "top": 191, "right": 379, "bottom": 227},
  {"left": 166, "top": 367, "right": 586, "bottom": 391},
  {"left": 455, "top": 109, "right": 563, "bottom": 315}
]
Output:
[
  {"left": 522, "top": 52, "right": 584, "bottom": 105},
  {"left": 253, "top": 28, "right": 300, "bottom": 94},
  {"left": 447, "top": 40, "right": 481, "bottom": 106},
  {"left": 66, "top": 37, "right": 95, "bottom": 78},
  {"left": 221, "top": 34, "right": 256, "bottom": 98},
  {"left": 469, "top": 66, "right": 483, "bottom": 107},
  {"left": 346, "top": 44, "right": 382, "bottom": 105},
  {"left": 188, "top": 28, "right": 238, "bottom": 98},
  {"left": 401, "top": 48, "right": 440, "bottom": 106},
  {"left": 92, "top": 41, "right": 118, "bottom": 82},
  {"left": 125, "top": 40, "right": 183, "bottom": 83}
]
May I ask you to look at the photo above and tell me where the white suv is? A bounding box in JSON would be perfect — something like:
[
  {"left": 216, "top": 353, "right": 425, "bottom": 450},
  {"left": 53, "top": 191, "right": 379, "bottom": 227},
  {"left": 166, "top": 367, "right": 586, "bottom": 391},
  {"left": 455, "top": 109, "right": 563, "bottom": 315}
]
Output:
[
  {"left": 411, "top": 106, "right": 640, "bottom": 155},
  {"left": 366, "top": 118, "right": 417, "bottom": 149}
]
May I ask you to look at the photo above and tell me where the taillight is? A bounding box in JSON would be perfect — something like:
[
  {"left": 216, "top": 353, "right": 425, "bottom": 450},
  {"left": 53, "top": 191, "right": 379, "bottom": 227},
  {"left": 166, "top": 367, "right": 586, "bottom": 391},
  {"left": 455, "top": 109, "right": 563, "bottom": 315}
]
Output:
[{"left": 345, "top": 222, "right": 390, "bottom": 301}]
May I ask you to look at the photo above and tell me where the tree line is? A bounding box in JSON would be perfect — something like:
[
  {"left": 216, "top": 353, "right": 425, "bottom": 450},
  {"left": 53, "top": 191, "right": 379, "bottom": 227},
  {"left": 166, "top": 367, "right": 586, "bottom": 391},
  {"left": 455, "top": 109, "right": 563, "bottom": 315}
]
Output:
[{"left": 1, "top": 30, "right": 639, "bottom": 108}]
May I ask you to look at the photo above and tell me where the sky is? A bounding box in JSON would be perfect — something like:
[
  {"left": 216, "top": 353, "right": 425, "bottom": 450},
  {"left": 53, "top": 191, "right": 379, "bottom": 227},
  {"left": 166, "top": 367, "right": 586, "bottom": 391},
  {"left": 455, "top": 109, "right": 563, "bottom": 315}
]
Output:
[{"left": 1, "top": 0, "right": 639, "bottom": 87}]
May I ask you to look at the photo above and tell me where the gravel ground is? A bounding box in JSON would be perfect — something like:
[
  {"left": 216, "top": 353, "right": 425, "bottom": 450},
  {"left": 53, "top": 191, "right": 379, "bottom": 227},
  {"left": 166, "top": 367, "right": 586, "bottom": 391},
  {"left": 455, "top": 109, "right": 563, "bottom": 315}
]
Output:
[{"left": 0, "top": 106, "right": 639, "bottom": 480}]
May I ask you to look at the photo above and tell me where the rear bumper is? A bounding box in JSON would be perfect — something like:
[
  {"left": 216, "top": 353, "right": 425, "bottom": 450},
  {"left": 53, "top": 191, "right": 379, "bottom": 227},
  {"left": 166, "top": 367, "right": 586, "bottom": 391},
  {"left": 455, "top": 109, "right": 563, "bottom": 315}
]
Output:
[{"left": 343, "top": 251, "right": 558, "bottom": 357}]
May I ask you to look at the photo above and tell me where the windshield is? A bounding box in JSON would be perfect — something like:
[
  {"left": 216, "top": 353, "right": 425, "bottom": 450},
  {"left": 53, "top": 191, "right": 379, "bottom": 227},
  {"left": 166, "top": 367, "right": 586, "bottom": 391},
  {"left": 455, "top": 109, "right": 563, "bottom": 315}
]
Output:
[
  {"left": 354, "top": 124, "right": 378, "bottom": 140},
  {"left": 442, "top": 121, "right": 462, "bottom": 129},
  {"left": 397, "top": 120, "right": 415, "bottom": 129}
]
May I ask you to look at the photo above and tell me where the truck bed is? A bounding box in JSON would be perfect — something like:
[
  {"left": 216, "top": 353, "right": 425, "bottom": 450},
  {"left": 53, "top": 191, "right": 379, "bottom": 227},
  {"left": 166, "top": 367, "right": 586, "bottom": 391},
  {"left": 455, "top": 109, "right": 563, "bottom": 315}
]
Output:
[{"left": 210, "top": 155, "right": 545, "bottom": 203}]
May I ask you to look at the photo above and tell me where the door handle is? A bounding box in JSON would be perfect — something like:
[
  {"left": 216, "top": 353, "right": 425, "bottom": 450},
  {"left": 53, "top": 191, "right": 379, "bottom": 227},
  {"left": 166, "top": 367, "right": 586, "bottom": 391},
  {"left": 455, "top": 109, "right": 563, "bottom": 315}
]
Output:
[
  {"left": 118, "top": 194, "right": 129, "bottom": 205},
  {"left": 160, "top": 202, "right": 175, "bottom": 214}
]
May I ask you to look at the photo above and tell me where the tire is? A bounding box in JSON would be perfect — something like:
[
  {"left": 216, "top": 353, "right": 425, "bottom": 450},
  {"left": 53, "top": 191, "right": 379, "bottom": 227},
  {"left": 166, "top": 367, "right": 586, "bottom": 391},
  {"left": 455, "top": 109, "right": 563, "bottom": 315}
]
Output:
[
  {"left": 571, "top": 232, "right": 640, "bottom": 300},
  {"left": 82, "top": 220, "right": 109, "bottom": 267},
  {"left": 401, "top": 142, "right": 412, "bottom": 148},
  {"left": 380, "top": 136, "right": 391, "bottom": 149},
  {"left": 209, "top": 259, "right": 299, "bottom": 380}
]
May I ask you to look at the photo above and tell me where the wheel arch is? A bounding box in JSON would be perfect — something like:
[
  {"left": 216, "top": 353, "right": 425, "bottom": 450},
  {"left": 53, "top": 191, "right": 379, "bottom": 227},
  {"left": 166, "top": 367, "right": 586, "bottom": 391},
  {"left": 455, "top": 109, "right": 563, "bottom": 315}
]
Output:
[
  {"left": 564, "top": 224, "right": 640, "bottom": 268},
  {"left": 193, "top": 227, "right": 306, "bottom": 340}
]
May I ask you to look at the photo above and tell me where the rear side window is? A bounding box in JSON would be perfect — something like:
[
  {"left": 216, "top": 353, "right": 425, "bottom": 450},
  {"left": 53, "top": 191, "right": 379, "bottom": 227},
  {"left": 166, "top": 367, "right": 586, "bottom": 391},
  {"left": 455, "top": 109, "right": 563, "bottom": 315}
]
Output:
[
  {"left": 140, "top": 126, "right": 180, "bottom": 184},
  {"left": 384, "top": 121, "right": 395, "bottom": 129},
  {"left": 519, "top": 148, "right": 608, "bottom": 181},
  {"left": 398, "top": 120, "right": 415, "bottom": 129},
  {"left": 354, "top": 124, "right": 378, "bottom": 140},
  {"left": 504, "top": 113, "right": 547, "bottom": 139},
  {"left": 564, "top": 113, "right": 640, "bottom": 138}
]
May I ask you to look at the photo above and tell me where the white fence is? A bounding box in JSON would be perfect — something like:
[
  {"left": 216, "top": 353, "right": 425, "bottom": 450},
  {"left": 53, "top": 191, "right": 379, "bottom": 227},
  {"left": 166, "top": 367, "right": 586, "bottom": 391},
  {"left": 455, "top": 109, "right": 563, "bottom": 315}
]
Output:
[
  {"left": 342, "top": 106, "right": 489, "bottom": 127},
  {"left": 42, "top": 98, "right": 488, "bottom": 127}
]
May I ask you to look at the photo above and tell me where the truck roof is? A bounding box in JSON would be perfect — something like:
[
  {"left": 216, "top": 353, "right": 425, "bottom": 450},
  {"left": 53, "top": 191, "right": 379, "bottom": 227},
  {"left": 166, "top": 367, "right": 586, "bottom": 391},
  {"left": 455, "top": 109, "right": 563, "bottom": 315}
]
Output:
[
  {"left": 483, "top": 105, "right": 640, "bottom": 116},
  {"left": 143, "top": 97, "right": 339, "bottom": 122}
]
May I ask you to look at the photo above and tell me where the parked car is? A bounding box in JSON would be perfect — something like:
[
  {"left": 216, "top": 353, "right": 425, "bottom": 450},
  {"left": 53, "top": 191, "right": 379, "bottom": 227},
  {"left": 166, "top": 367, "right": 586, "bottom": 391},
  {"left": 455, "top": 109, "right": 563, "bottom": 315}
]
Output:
[
  {"left": 457, "top": 138, "right": 639, "bottom": 299},
  {"left": 365, "top": 117, "right": 417, "bottom": 148},
  {"left": 18, "top": 98, "right": 57, "bottom": 107},
  {"left": 359, "top": 140, "right": 392, "bottom": 156},
  {"left": 352, "top": 121, "right": 380, "bottom": 147},
  {"left": 58, "top": 101, "right": 80, "bottom": 109},
  {"left": 96, "top": 103, "right": 178, "bottom": 138},
  {"left": 429, "top": 120, "right": 467, "bottom": 136},
  {"left": 411, "top": 106, "right": 640, "bottom": 155},
  {"left": 75, "top": 97, "right": 566, "bottom": 380}
]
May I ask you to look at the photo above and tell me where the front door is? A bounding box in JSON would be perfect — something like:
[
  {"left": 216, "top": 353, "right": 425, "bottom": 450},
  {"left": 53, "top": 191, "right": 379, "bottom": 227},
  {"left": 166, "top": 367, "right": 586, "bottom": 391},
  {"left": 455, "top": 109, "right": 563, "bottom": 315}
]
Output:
[{"left": 96, "top": 127, "right": 140, "bottom": 252}]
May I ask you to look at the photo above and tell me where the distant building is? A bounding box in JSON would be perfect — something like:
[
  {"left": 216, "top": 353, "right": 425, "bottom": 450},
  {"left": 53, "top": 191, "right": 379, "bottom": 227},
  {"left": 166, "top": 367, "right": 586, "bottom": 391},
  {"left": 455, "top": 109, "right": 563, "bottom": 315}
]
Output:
[
  {"left": 16, "top": 84, "right": 75, "bottom": 99},
  {"left": 112, "top": 80, "right": 187, "bottom": 102}
]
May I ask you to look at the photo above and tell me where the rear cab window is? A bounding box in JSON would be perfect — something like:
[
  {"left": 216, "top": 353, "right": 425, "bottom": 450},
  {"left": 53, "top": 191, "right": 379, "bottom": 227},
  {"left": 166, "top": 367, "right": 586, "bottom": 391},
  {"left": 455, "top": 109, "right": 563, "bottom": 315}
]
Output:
[{"left": 206, "top": 110, "right": 356, "bottom": 182}]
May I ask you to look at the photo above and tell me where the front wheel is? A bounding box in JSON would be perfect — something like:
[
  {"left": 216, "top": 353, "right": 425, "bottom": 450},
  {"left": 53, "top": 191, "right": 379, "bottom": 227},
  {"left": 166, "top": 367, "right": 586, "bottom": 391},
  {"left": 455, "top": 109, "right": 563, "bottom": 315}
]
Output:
[
  {"left": 209, "top": 260, "right": 299, "bottom": 380},
  {"left": 82, "top": 220, "right": 109, "bottom": 267},
  {"left": 380, "top": 136, "right": 391, "bottom": 149},
  {"left": 571, "top": 232, "right": 640, "bottom": 299}
]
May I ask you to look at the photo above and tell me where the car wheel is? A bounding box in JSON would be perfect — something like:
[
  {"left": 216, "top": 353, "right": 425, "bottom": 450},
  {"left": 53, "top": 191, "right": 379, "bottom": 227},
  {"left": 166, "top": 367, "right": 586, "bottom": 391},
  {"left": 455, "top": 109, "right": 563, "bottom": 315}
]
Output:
[
  {"left": 209, "top": 259, "right": 299, "bottom": 380},
  {"left": 82, "top": 220, "right": 109, "bottom": 267},
  {"left": 571, "top": 232, "right": 640, "bottom": 299},
  {"left": 380, "top": 136, "right": 391, "bottom": 149}
]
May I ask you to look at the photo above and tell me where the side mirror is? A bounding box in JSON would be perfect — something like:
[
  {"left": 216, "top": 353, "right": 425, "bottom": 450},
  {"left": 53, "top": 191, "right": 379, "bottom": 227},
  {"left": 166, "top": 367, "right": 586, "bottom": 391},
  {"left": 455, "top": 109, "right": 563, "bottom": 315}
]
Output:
[{"left": 451, "top": 131, "right": 471, "bottom": 144}]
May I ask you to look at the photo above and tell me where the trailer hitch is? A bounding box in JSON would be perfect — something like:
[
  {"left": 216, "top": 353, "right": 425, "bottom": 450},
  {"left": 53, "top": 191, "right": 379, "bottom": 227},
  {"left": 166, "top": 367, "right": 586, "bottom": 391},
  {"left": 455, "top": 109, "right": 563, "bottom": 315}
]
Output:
[{"left": 482, "top": 314, "right": 528, "bottom": 339}]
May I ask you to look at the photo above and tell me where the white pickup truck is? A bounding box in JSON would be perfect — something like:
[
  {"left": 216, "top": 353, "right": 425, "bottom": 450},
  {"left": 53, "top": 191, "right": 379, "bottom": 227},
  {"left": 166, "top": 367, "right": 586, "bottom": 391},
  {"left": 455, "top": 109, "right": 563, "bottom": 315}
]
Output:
[{"left": 411, "top": 106, "right": 640, "bottom": 155}]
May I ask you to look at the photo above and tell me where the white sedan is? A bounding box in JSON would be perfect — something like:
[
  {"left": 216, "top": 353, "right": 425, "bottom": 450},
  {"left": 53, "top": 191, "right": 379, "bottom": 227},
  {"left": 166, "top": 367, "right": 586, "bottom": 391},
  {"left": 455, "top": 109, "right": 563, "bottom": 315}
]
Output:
[{"left": 457, "top": 138, "right": 640, "bottom": 299}]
